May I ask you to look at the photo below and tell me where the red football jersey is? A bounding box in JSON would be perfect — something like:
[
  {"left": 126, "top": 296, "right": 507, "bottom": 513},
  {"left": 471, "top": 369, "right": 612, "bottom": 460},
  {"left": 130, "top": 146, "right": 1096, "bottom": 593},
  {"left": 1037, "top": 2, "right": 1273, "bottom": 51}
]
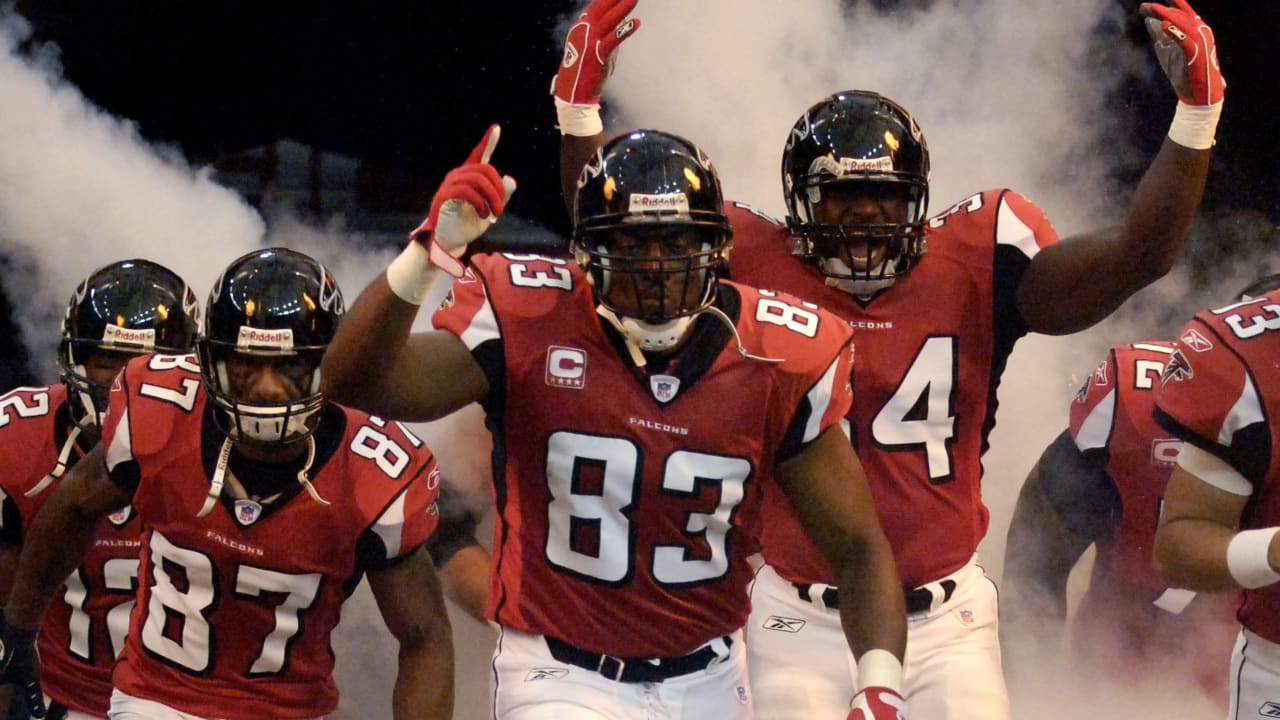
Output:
[
  {"left": 0, "top": 384, "right": 142, "bottom": 717},
  {"left": 101, "top": 354, "right": 440, "bottom": 720},
  {"left": 728, "top": 191, "right": 1056, "bottom": 587},
  {"left": 1067, "top": 342, "right": 1236, "bottom": 693},
  {"left": 432, "top": 253, "right": 854, "bottom": 658},
  {"left": 1155, "top": 290, "right": 1280, "bottom": 644}
]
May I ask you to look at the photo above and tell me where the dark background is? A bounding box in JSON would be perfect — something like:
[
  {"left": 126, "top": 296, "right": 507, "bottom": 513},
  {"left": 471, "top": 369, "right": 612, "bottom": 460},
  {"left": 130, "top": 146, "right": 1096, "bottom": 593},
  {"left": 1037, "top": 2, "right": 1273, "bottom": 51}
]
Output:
[{"left": 1, "top": 0, "right": 1276, "bottom": 388}]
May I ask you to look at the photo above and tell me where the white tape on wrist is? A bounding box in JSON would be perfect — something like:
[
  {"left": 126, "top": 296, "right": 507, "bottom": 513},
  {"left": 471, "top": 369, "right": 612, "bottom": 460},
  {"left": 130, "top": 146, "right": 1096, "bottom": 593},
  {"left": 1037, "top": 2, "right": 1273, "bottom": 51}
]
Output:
[
  {"left": 855, "top": 648, "right": 903, "bottom": 694},
  {"left": 555, "top": 99, "right": 604, "bottom": 137},
  {"left": 1227, "top": 527, "right": 1280, "bottom": 589},
  {"left": 1167, "top": 100, "right": 1223, "bottom": 150},
  {"left": 386, "top": 241, "right": 453, "bottom": 306}
]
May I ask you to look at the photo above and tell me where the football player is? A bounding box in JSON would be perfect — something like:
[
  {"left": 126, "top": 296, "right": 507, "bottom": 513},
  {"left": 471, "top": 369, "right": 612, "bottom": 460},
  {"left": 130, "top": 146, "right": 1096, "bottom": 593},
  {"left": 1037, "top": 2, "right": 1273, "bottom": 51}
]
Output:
[
  {"left": 1000, "top": 340, "right": 1239, "bottom": 712},
  {"left": 0, "top": 260, "right": 197, "bottom": 720},
  {"left": 1153, "top": 274, "right": 1280, "bottom": 717},
  {"left": 319, "top": 125, "right": 909, "bottom": 719},
  {"left": 0, "top": 249, "right": 453, "bottom": 720},
  {"left": 551, "top": 0, "right": 1223, "bottom": 717}
]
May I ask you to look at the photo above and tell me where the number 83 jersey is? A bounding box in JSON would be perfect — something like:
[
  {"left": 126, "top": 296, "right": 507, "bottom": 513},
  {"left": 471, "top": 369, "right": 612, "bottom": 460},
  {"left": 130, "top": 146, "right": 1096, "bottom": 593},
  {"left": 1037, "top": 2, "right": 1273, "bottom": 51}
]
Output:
[
  {"left": 432, "top": 253, "right": 855, "bottom": 659},
  {"left": 100, "top": 353, "right": 440, "bottom": 720}
]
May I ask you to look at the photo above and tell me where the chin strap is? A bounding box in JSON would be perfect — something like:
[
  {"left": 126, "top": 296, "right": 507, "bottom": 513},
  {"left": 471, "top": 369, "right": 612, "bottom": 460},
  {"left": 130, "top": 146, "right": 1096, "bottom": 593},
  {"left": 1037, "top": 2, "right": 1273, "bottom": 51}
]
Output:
[
  {"left": 596, "top": 306, "right": 652, "bottom": 368},
  {"left": 596, "top": 304, "right": 783, "bottom": 367},
  {"left": 197, "top": 435, "right": 327, "bottom": 519},
  {"left": 197, "top": 437, "right": 235, "bottom": 518},
  {"left": 26, "top": 424, "right": 82, "bottom": 497},
  {"left": 701, "top": 306, "right": 784, "bottom": 364},
  {"left": 295, "top": 436, "right": 328, "bottom": 507}
]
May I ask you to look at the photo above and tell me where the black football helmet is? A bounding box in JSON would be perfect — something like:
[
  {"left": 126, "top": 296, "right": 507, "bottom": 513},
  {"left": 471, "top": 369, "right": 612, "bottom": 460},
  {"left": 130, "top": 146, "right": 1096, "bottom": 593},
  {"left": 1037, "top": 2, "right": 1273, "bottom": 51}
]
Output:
[
  {"left": 1237, "top": 273, "right": 1280, "bottom": 300},
  {"left": 782, "top": 90, "right": 930, "bottom": 296},
  {"left": 58, "top": 259, "right": 199, "bottom": 430},
  {"left": 197, "top": 248, "right": 343, "bottom": 445},
  {"left": 572, "top": 129, "right": 731, "bottom": 351}
]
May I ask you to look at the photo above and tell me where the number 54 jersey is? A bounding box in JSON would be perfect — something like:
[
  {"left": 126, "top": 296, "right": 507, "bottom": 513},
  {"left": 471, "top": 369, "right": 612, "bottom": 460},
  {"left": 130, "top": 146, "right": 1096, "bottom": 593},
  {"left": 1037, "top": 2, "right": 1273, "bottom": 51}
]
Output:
[
  {"left": 100, "top": 353, "right": 441, "bottom": 720},
  {"left": 432, "top": 253, "right": 855, "bottom": 659}
]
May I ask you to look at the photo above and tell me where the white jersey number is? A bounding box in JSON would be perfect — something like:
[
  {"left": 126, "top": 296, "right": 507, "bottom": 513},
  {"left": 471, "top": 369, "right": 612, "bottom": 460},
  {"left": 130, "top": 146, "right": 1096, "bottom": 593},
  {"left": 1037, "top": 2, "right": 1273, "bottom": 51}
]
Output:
[
  {"left": 141, "top": 529, "right": 321, "bottom": 674},
  {"left": 544, "top": 431, "right": 749, "bottom": 585},
  {"left": 63, "top": 557, "right": 139, "bottom": 663},
  {"left": 871, "top": 336, "right": 958, "bottom": 483}
]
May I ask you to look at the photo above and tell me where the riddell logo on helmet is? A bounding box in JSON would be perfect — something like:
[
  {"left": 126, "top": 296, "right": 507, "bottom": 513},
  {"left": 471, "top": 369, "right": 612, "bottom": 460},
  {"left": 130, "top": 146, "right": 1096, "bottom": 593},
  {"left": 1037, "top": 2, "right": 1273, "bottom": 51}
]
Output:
[
  {"left": 629, "top": 193, "right": 690, "bottom": 214},
  {"left": 236, "top": 327, "right": 295, "bottom": 350},
  {"left": 103, "top": 325, "right": 156, "bottom": 349}
]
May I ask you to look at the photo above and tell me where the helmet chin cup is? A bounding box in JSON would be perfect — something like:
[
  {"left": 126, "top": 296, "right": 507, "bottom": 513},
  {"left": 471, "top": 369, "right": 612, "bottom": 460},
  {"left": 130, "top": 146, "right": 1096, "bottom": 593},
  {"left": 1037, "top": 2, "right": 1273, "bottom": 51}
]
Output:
[
  {"left": 216, "top": 397, "right": 322, "bottom": 445},
  {"left": 620, "top": 315, "right": 693, "bottom": 352}
]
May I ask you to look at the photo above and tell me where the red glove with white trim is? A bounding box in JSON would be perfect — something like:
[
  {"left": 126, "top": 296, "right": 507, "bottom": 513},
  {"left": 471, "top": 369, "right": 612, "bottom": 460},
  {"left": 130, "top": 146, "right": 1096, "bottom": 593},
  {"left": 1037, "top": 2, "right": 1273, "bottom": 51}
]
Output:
[
  {"left": 553, "top": 0, "right": 641, "bottom": 106},
  {"left": 1141, "top": 0, "right": 1223, "bottom": 106},
  {"left": 410, "top": 125, "right": 516, "bottom": 278},
  {"left": 848, "top": 687, "right": 907, "bottom": 720}
]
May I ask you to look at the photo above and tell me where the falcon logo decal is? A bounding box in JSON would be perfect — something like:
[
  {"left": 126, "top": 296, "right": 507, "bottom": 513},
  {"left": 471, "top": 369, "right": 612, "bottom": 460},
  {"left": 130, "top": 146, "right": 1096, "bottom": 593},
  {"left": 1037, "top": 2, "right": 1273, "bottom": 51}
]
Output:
[{"left": 1160, "top": 350, "right": 1194, "bottom": 386}]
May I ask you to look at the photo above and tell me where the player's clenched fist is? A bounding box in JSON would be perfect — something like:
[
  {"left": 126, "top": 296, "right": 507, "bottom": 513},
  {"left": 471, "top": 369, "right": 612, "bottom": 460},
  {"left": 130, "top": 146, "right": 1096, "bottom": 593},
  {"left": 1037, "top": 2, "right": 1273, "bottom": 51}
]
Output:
[
  {"left": 1141, "top": 0, "right": 1223, "bottom": 106},
  {"left": 410, "top": 124, "right": 517, "bottom": 278},
  {"left": 553, "top": 0, "right": 640, "bottom": 106},
  {"left": 848, "top": 687, "right": 907, "bottom": 720}
]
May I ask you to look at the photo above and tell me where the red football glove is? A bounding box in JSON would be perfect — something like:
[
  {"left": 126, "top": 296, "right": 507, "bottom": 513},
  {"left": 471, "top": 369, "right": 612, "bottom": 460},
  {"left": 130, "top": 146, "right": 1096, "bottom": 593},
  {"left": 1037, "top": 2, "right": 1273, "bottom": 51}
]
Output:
[
  {"left": 410, "top": 125, "right": 517, "bottom": 278},
  {"left": 848, "top": 687, "right": 907, "bottom": 720},
  {"left": 1141, "top": 0, "right": 1223, "bottom": 105},
  {"left": 553, "top": 0, "right": 641, "bottom": 106}
]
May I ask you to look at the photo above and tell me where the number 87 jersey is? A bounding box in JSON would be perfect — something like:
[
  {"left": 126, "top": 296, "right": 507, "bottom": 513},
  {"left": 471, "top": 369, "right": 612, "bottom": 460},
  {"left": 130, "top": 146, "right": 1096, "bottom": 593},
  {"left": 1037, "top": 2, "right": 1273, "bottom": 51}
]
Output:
[
  {"left": 100, "top": 352, "right": 440, "bottom": 720},
  {"left": 432, "top": 253, "right": 856, "bottom": 660}
]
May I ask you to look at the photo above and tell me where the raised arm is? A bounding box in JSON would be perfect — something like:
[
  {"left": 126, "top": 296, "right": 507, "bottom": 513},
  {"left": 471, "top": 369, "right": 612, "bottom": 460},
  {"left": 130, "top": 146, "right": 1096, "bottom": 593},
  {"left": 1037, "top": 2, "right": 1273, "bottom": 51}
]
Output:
[
  {"left": 321, "top": 126, "right": 515, "bottom": 421},
  {"left": 553, "top": 0, "right": 639, "bottom": 218},
  {"left": 776, "top": 425, "right": 907, "bottom": 718},
  {"left": 1017, "top": 0, "right": 1222, "bottom": 334}
]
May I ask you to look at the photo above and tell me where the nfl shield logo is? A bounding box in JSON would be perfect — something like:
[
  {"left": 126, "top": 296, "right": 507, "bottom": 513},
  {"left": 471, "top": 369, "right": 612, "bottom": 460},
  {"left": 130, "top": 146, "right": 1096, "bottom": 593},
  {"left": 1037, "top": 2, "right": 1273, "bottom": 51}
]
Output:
[
  {"left": 958, "top": 610, "right": 974, "bottom": 624},
  {"left": 650, "top": 374, "right": 680, "bottom": 403},
  {"left": 234, "top": 499, "right": 263, "bottom": 526}
]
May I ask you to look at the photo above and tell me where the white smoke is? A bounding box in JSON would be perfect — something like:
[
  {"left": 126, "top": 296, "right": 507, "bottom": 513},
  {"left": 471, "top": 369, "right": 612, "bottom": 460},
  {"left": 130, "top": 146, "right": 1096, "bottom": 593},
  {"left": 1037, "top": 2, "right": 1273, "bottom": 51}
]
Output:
[{"left": 0, "top": 11, "right": 266, "bottom": 379}]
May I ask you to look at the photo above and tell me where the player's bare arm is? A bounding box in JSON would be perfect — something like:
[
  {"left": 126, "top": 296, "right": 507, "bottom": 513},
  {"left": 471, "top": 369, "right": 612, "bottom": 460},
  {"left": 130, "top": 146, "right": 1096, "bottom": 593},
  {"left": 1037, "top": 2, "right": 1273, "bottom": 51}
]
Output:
[
  {"left": 368, "top": 546, "right": 455, "bottom": 720},
  {"left": 321, "top": 277, "right": 487, "bottom": 421},
  {"left": 776, "top": 425, "right": 907, "bottom": 667},
  {"left": 553, "top": 0, "right": 639, "bottom": 217},
  {"left": 1000, "top": 432, "right": 1100, "bottom": 651},
  {"left": 5, "top": 444, "right": 128, "bottom": 629},
  {"left": 1017, "top": 0, "right": 1221, "bottom": 334},
  {"left": 1153, "top": 460, "right": 1257, "bottom": 592},
  {"left": 322, "top": 125, "right": 515, "bottom": 421}
]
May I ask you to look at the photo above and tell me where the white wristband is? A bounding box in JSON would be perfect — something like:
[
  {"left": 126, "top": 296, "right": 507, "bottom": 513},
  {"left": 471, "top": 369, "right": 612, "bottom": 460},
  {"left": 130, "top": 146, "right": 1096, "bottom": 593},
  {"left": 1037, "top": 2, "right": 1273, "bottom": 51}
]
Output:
[
  {"left": 1227, "top": 527, "right": 1280, "bottom": 589},
  {"left": 855, "top": 648, "right": 903, "bottom": 694},
  {"left": 386, "top": 241, "right": 453, "bottom": 307},
  {"left": 1167, "top": 100, "right": 1222, "bottom": 150},
  {"left": 555, "top": 98, "right": 604, "bottom": 137}
]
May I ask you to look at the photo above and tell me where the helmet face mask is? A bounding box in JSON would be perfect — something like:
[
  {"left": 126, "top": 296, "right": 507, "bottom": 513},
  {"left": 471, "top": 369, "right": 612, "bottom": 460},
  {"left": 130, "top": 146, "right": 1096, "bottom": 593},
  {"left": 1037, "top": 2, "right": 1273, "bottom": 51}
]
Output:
[
  {"left": 572, "top": 129, "right": 732, "bottom": 351},
  {"left": 783, "top": 91, "right": 930, "bottom": 297},
  {"left": 58, "top": 259, "right": 199, "bottom": 431},
  {"left": 197, "top": 248, "right": 343, "bottom": 446}
]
